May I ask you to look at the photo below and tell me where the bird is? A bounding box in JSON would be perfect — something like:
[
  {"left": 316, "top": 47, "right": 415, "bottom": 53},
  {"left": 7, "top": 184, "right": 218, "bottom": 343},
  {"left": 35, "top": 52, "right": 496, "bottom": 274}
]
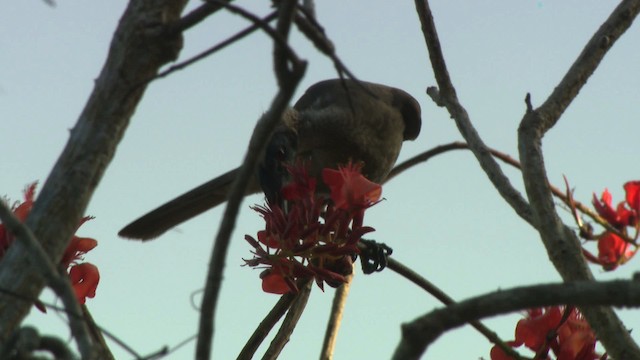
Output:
[{"left": 119, "top": 79, "right": 422, "bottom": 241}]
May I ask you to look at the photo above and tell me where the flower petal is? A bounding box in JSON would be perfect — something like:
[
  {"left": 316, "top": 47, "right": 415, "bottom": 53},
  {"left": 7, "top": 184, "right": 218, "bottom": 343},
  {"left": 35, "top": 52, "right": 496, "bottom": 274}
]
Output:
[{"left": 69, "top": 263, "right": 100, "bottom": 304}]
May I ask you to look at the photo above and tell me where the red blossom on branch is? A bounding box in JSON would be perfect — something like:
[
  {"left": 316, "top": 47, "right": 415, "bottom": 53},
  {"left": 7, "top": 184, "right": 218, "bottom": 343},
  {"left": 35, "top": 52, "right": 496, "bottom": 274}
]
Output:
[
  {"left": 244, "top": 162, "right": 381, "bottom": 294},
  {"left": 490, "top": 307, "right": 601, "bottom": 360},
  {"left": 581, "top": 181, "right": 640, "bottom": 271},
  {"left": 0, "top": 183, "right": 100, "bottom": 305}
]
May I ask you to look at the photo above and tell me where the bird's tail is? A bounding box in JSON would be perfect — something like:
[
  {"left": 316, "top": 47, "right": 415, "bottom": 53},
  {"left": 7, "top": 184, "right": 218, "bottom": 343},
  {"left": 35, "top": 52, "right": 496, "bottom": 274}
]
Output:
[{"left": 118, "top": 167, "right": 259, "bottom": 240}]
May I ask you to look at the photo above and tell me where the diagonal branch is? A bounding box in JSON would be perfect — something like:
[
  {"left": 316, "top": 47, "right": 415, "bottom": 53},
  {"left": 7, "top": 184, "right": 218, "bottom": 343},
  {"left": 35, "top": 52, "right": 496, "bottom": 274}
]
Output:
[
  {"left": 413, "top": 0, "right": 534, "bottom": 227},
  {"left": 517, "top": 1, "right": 640, "bottom": 358},
  {"left": 0, "top": 202, "right": 93, "bottom": 358},
  {"left": 387, "top": 256, "right": 525, "bottom": 359},
  {"left": 0, "top": 0, "right": 189, "bottom": 345},
  {"left": 261, "top": 281, "right": 312, "bottom": 360},
  {"left": 393, "top": 278, "right": 640, "bottom": 360},
  {"left": 237, "top": 292, "right": 297, "bottom": 360}
]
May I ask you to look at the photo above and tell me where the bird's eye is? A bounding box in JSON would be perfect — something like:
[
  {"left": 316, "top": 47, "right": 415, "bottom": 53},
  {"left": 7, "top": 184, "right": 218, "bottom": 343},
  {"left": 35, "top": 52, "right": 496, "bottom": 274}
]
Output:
[{"left": 276, "top": 147, "right": 287, "bottom": 161}]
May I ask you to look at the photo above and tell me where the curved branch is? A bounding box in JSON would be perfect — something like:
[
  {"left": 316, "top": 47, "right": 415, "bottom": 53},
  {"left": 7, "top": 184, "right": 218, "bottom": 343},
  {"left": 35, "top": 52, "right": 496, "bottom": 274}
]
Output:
[
  {"left": 387, "top": 142, "right": 609, "bottom": 230},
  {"left": 393, "top": 278, "right": 640, "bottom": 360},
  {"left": 517, "top": 1, "right": 640, "bottom": 358},
  {"left": 386, "top": 256, "right": 525, "bottom": 359}
]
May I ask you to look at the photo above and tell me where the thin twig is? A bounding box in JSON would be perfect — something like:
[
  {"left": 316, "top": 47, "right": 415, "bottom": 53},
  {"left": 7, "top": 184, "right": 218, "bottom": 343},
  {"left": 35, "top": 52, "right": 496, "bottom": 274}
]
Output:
[
  {"left": 293, "top": 5, "right": 360, "bottom": 84},
  {"left": 392, "top": 278, "right": 640, "bottom": 360},
  {"left": 387, "top": 141, "right": 618, "bottom": 237},
  {"left": 237, "top": 292, "right": 297, "bottom": 360},
  {"left": 261, "top": 281, "right": 312, "bottom": 360},
  {"left": 319, "top": 273, "right": 354, "bottom": 360},
  {"left": 170, "top": 0, "right": 230, "bottom": 34},
  {"left": 156, "top": 11, "right": 278, "bottom": 81},
  {"left": 386, "top": 257, "right": 527, "bottom": 360}
]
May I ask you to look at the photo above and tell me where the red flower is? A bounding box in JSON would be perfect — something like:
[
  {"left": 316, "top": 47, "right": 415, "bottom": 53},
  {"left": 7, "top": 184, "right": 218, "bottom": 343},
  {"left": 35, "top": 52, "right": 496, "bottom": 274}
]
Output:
[
  {"left": 515, "top": 307, "right": 562, "bottom": 351},
  {"left": 0, "top": 183, "right": 100, "bottom": 305},
  {"left": 491, "top": 307, "right": 601, "bottom": 360},
  {"left": 556, "top": 309, "right": 598, "bottom": 360},
  {"left": 322, "top": 162, "right": 382, "bottom": 211},
  {"left": 69, "top": 263, "right": 99, "bottom": 304},
  {"left": 489, "top": 342, "right": 518, "bottom": 360},
  {"left": 244, "top": 163, "right": 381, "bottom": 294},
  {"left": 583, "top": 232, "right": 635, "bottom": 271},
  {"left": 281, "top": 162, "right": 317, "bottom": 201},
  {"left": 592, "top": 189, "right": 634, "bottom": 229},
  {"left": 60, "top": 217, "right": 98, "bottom": 268},
  {"left": 624, "top": 181, "right": 640, "bottom": 215},
  {"left": 0, "top": 183, "right": 37, "bottom": 256}
]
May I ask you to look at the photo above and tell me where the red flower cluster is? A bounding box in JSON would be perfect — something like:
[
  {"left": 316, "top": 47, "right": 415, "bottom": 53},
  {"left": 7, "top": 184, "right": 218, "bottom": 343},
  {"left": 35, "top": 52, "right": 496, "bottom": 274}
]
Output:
[
  {"left": 491, "top": 307, "right": 602, "bottom": 360},
  {"left": 0, "top": 183, "right": 100, "bottom": 305},
  {"left": 583, "top": 181, "right": 640, "bottom": 270},
  {"left": 244, "top": 162, "right": 382, "bottom": 294}
]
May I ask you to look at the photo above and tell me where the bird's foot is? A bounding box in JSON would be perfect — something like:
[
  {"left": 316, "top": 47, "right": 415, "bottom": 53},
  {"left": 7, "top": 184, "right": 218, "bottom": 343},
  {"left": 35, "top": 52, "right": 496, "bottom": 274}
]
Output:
[{"left": 357, "top": 239, "right": 393, "bottom": 274}]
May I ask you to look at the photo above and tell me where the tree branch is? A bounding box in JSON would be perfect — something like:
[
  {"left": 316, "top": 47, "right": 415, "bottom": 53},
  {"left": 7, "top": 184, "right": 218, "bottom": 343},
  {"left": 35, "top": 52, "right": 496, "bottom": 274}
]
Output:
[
  {"left": 319, "top": 273, "right": 353, "bottom": 360},
  {"left": 393, "top": 278, "right": 640, "bottom": 360},
  {"left": 0, "top": 0, "right": 189, "bottom": 347},
  {"left": 0, "top": 201, "right": 93, "bottom": 358},
  {"left": 386, "top": 256, "right": 525, "bottom": 359},
  {"left": 261, "top": 281, "right": 312, "bottom": 360},
  {"left": 237, "top": 292, "right": 297, "bottom": 360},
  {"left": 413, "top": 0, "right": 534, "bottom": 227},
  {"left": 517, "top": 1, "right": 640, "bottom": 358},
  {"left": 194, "top": 1, "right": 306, "bottom": 358}
]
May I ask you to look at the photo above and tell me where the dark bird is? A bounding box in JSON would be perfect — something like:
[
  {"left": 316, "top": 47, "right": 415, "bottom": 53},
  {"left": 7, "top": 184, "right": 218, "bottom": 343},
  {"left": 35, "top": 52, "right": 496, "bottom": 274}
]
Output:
[{"left": 119, "top": 79, "right": 422, "bottom": 240}]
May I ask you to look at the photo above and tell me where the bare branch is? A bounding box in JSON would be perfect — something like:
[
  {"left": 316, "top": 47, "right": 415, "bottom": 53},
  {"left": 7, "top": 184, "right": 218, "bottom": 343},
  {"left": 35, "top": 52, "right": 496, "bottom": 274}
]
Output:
[
  {"left": 413, "top": 0, "right": 534, "bottom": 227},
  {"left": 156, "top": 11, "right": 279, "bottom": 81},
  {"left": 517, "top": 1, "right": 640, "bottom": 358},
  {"left": 320, "top": 273, "right": 353, "bottom": 360},
  {"left": 261, "top": 281, "right": 312, "bottom": 360},
  {"left": 386, "top": 256, "right": 524, "bottom": 360},
  {"left": 194, "top": 1, "right": 307, "bottom": 358},
  {"left": 393, "top": 278, "right": 640, "bottom": 360},
  {"left": 0, "top": 0, "right": 189, "bottom": 348},
  {"left": 293, "top": 7, "right": 360, "bottom": 83},
  {"left": 237, "top": 292, "right": 297, "bottom": 360},
  {"left": 387, "top": 142, "right": 609, "bottom": 232},
  {"left": 170, "top": 0, "right": 230, "bottom": 34}
]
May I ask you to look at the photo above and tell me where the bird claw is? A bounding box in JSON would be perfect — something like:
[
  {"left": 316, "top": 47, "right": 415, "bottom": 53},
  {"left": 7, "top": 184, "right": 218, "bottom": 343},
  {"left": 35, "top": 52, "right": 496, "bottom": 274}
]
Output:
[{"left": 357, "top": 239, "right": 393, "bottom": 274}]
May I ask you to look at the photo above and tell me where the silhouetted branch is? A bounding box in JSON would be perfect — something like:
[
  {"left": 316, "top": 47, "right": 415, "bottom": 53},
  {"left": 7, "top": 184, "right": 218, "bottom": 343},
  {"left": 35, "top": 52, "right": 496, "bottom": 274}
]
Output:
[
  {"left": 393, "top": 278, "right": 640, "bottom": 360},
  {"left": 156, "top": 11, "right": 278, "bottom": 81},
  {"left": 319, "top": 273, "right": 353, "bottom": 360},
  {"left": 262, "top": 281, "right": 312, "bottom": 360},
  {"left": 170, "top": 0, "right": 231, "bottom": 34},
  {"left": 237, "top": 293, "right": 297, "bottom": 360},
  {"left": 386, "top": 256, "right": 525, "bottom": 359}
]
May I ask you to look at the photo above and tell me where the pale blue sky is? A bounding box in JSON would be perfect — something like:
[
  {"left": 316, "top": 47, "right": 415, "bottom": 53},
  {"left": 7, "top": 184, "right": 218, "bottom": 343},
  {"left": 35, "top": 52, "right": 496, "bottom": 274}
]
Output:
[{"left": 2, "top": 1, "right": 639, "bottom": 359}]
